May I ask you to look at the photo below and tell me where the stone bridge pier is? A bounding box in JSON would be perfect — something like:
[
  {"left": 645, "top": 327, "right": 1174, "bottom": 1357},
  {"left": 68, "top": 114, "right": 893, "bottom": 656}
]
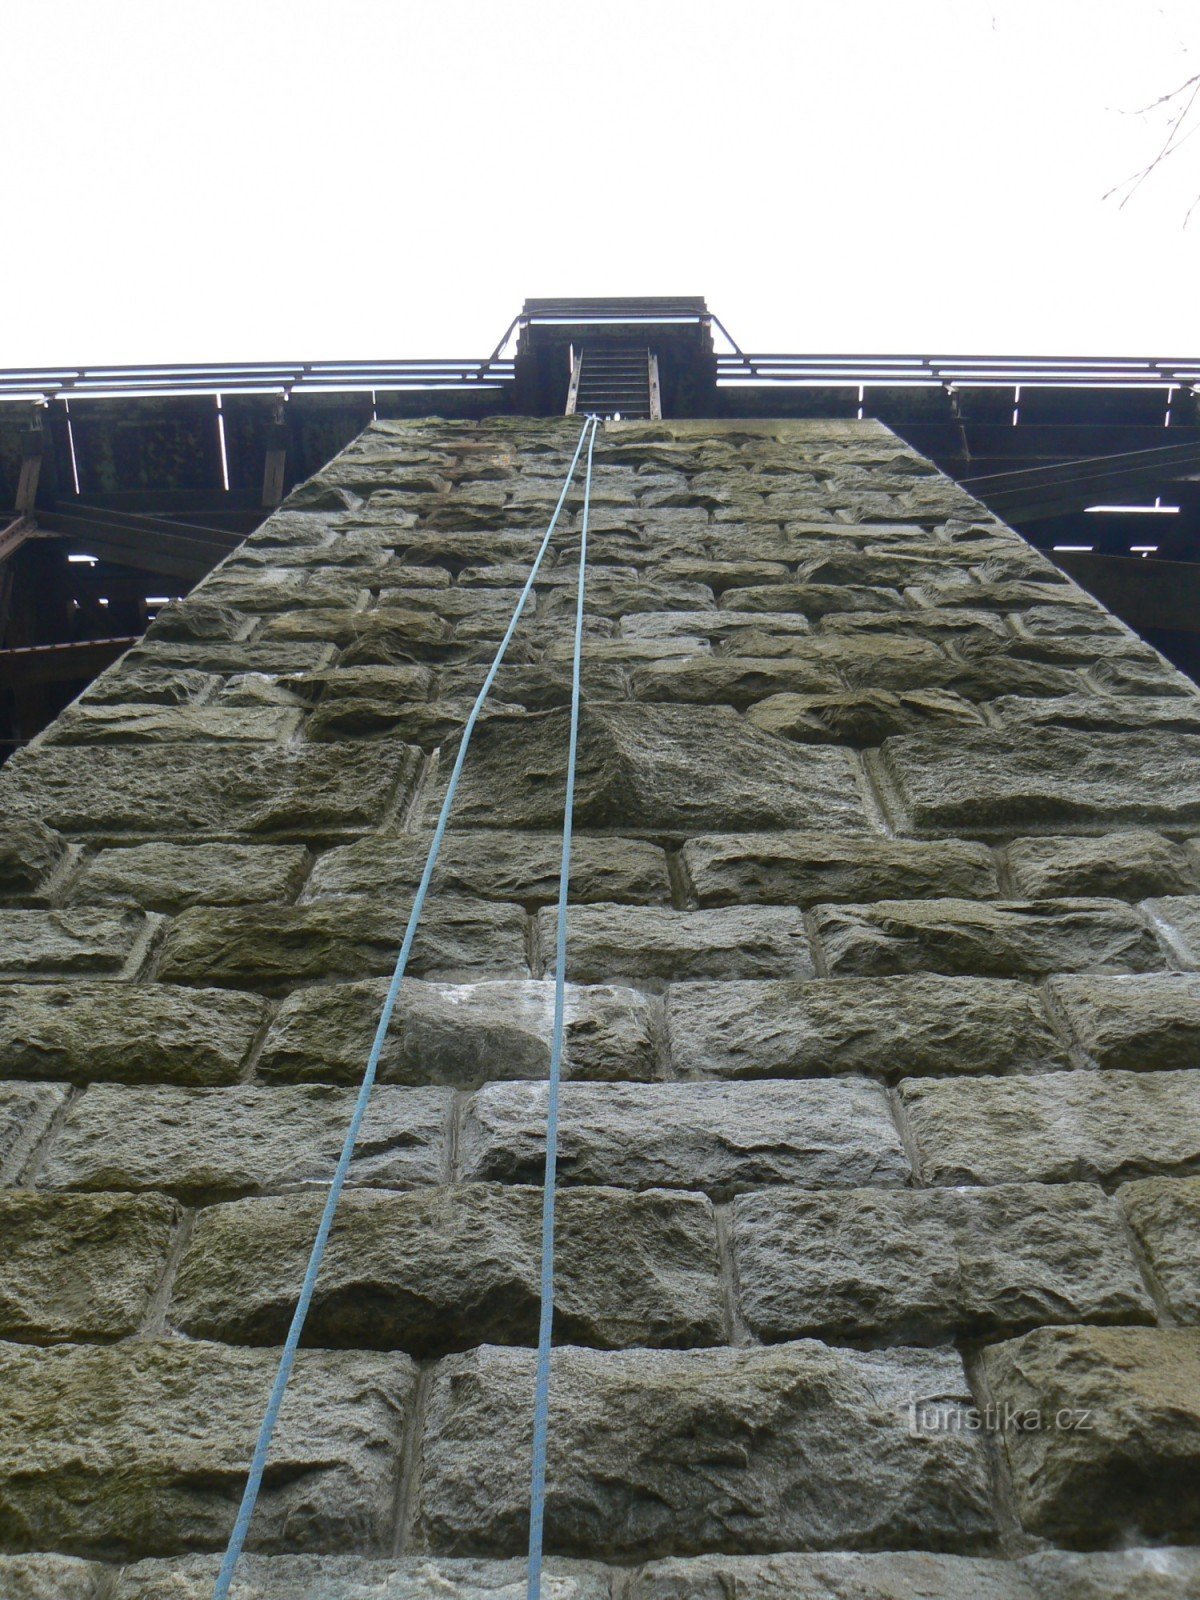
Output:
[{"left": 2, "top": 417, "right": 1200, "bottom": 1596}]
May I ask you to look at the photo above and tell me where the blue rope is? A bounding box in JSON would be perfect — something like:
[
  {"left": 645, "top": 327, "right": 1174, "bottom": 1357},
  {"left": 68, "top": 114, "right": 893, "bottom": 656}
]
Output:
[
  {"left": 212, "top": 416, "right": 597, "bottom": 1600},
  {"left": 526, "top": 415, "right": 597, "bottom": 1600}
]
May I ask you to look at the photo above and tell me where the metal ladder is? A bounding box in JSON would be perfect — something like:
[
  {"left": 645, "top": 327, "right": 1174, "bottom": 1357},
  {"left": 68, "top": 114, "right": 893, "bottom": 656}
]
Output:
[{"left": 566, "top": 341, "right": 661, "bottom": 419}]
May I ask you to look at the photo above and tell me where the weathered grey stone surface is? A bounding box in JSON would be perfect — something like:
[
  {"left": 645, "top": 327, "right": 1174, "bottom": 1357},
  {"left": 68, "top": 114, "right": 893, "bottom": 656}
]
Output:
[
  {"left": 0, "top": 1084, "right": 66, "bottom": 1183},
  {"left": 0, "top": 1555, "right": 106, "bottom": 1600},
  {"left": 1148, "top": 895, "right": 1200, "bottom": 966},
  {"left": 415, "top": 1340, "right": 995, "bottom": 1557},
  {"left": 0, "top": 981, "right": 265, "bottom": 1085},
  {"left": 0, "top": 909, "right": 151, "bottom": 978},
  {"left": 628, "top": 1548, "right": 1200, "bottom": 1599},
  {"left": 259, "top": 978, "right": 660, "bottom": 1087},
  {"left": 0, "top": 821, "right": 66, "bottom": 898},
  {"left": 41, "top": 703, "right": 300, "bottom": 745},
  {"left": 171, "top": 1184, "right": 723, "bottom": 1353},
  {"left": 81, "top": 662, "right": 214, "bottom": 705},
  {"left": 0, "top": 742, "right": 420, "bottom": 839},
  {"left": 70, "top": 842, "right": 309, "bottom": 911},
  {"left": 881, "top": 728, "right": 1200, "bottom": 834},
  {"left": 983, "top": 1326, "right": 1200, "bottom": 1545},
  {"left": 157, "top": 898, "right": 528, "bottom": 988},
  {"left": 449, "top": 704, "right": 871, "bottom": 833},
  {"left": 536, "top": 905, "right": 814, "bottom": 983},
  {"left": 746, "top": 688, "right": 985, "bottom": 745},
  {"left": 993, "top": 693, "right": 1200, "bottom": 735},
  {"left": 668, "top": 974, "right": 1068, "bottom": 1080},
  {"left": 458, "top": 1079, "right": 909, "bottom": 1194},
  {"left": 0, "top": 1338, "right": 414, "bottom": 1555},
  {"left": 1050, "top": 973, "right": 1200, "bottom": 1071},
  {"left": 37, "top": 1084, "right": 451, "bottom": 1200},
  {"left": 731, "top": 1183, "right": 1151, "bottom": 1344},
  {"left": 1121, "top": 1177, "right": 1200, "bottom": 1321},
  {"left": 900, "top": 1069, "right": 1200, "bottom": 1185},
  {"left": 0, "top": 1191, "right": 179, "bottom": 1341},
  {"left": 1006, "top": 830, "right": 1200, "bottom": 900},
  {"left": 112, "top": 1554, "right": 611, "bottom": 1600},
  {"left": 814, "top": 897, "right": 1163, "bottom": 978},
  {"left": 680, "top": 833, "right": 997, "bottom": 907},
  {"left": 307, "top": 831, "right": 671, "bottom": 905}
]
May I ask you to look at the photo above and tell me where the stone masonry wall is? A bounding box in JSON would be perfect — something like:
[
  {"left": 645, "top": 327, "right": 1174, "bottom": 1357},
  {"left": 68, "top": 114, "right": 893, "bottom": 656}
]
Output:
[{"left": 2, "top": 417, "right": 1200, "bottom": 1597}]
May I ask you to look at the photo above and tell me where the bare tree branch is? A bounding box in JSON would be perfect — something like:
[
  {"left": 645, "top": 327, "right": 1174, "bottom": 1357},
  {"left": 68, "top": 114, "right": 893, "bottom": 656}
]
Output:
[{"left": 1104, "top": 70, "right": 1200, "bottom": 222}]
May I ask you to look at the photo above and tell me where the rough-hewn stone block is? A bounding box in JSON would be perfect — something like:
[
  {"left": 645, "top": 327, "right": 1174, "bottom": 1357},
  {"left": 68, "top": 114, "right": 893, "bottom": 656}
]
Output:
[
  {"left": 0, "top": 821, "right": 67, "bottom": 899},
  {"left": 1049, "top": 973, "right": 1200, "bottom": 1072},
  {"left": 0, "top": 1191, "right": 179, "bottom": 1341},
  {"left": 881, "top": 729, "right": 1200, "bottom": 835},
  {"left": 814, "top": 897, "right": 1163, "bottom": 978},
  {"left": 111, "top": 1554, "right": 610, "bottom": 1600},
  {"left": 415, "top": 1341, "right": 995, "bottom": 1558},
  {"left": 171, "top": 1184, "right": 723, "bottom": 1353},
  {"left": 993, "top": 693, "right": 1200, "bottom": 736},
  {"left": 259, "top": 978, "right": 660, "bottom": 1087},
  {"left": 42, "top": 704, "right": 300, "bottom": 744},
  {"left": 0, "top": 1555, "right": 106, "bottom": 1600},
  {"left": 0, "top": 1338, "right": 414, "bottom": 1556},
  {"left": 680, "top": 834, "right": 997, "bottom": 907},
  {"left": 0, "top": 1084, "right": 66, "bottom": 1183},
  {"left": 0, "top": 909, "right": 152, "bottom": 978},
  {"left": 0, "top": 742, "right": 420, "bottom": 840},
  {"left": 668, "top": 974, "right": 1068, "bottom": 1080},
  {"left": 0, "top": 981, "right": 265, "bottom": 1086},
  {"left": 1121, "top": 1177, "right": 1200, "bottom": 1321},
  {"left": 732, "top": 1183, "right": 1151, "bottom": 1345},
  {"left": 448, "top": 704, "right": 870, "bottom": 833},
  {"left": 900, "top": 1070, "right": 1200, "bottom": 1186},
  {"left": 746, "top": 689, "right": 984, "bottom": 746},
  {"left": 70, "top": 842, "right": 309, "bottom": 911},
  {"left": 983, "top": 1326, "right": 1200, "bottom": 1545},
  {"left": 157, "top": 898, "right": 528, "bottom": 988},
  {"left": 536, "top": 905, "right": 814, "bottom": 983},
  {"left": 38, "top": 1083, "right": 451, "bottom": 1201},
  {"left": 1148, "top": 896, "right": 1200, "bottom": 967},
  {"left": 1006, "top": 831, "right": 1200, "bottom": 900},
  {"left": 307, "top": 831, "right": 671, "bottom": 906},
  {"left": 458, "top": 1079, "right": 908, "bottom": 1194},
  {"left": 628, "top": 1548, "right": 1200, "bottom": 1599}
]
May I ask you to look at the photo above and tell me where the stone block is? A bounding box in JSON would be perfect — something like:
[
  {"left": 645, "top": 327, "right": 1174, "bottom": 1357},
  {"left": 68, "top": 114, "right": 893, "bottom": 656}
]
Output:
[
  {"left": 307, "top": 831, "right": 671, "bottom": 906},
  {"left": 668, "top": 974, "right": 1068, "bottom": 1080},
  {"left": 0, "top": 1338, "right": 414, "bottom": 1556},
  {"left": 111, "top": 1554, "right": 610, "bottom": 1600},
  {"left": 0, "top": 981, "right": 265, "bottom": 1086},
  {"left": 38, "top": 1083, "right": 451, "bottom": 1201},
  {"left": 171, "top": 1184, "right": 723, "bottom": 1353},
  {"left": 626, "top": 1549, "right": 1200, "bottom": 1600},
  {"left": 127, "top": 639, "right": 334, "bottom": 673},
  {"left": 0, "top": 743, "right": 420, "bottom": 840},
  {"left": 983, "top": 1326, "right": 1200, "bottom": 1545},
  {"left": 1007, "top": 831, "right": 1200, "bottom": 900},
  {"left": 0, "top": 909, "right": 151, "bottom": 978},
  {"left": 415, "top": 1340, "right": 995, "bottom": 1558},
  {"left": 880, "top": 728, "right": 1200, "bottom": 835},
  {"left": 536, "top": 905, "right": 813, "bottom": 983},
  {"left": 42, "top": 704, "right": 300, "bottom": 744},
  {"left": 437, "top": 663, "right": 629, "bottom": 710},
  {"left": 0, "top": 1191, "right": 179, "bottom": 1341},
  {"left": 1121, "top": 1177, "right": 1200, "bottom": 1321},
  {"left": 747, "top": 689, "right": 984, "bottom": 746},
  {"left": 157, "top": 898, "right": 528, "bottom": 988},
  {"left": 1148, "top": 896, "right": 1200, "bottom": 966},
  {"left": 680, "top": 834, "right": 997, "bottom": 907},
  {"left": 258, "top": 978, "right": 661, "bottom": 1087},
  {"left": 458, "top": 1079, "right": 909, "bottom": 1195},
  {"left": 70, "top": 843, "right": 309, "bottom": 911},
  {"left": 731, "top": 1183, "right": 1151, "bottom": 1345},
  {"left": 82, "top": 663, "right": 214, "bottom": 706},
  {"left": 0, "top": 1555, "right": 106, "bottom": 1600},
  {"left": 717, "top": 582, "right": 907, "bottom": 617},
  {"left": 993, "top": 694, "right": 1200, "bottom": 736},
  {"left": 899, "top": 1069, "right": 1200, "bottom": 1185},
  {"left": 0, "top": 1084, "right": 67, "bottom": 1183},
  {"left": 1049, "top": 973, "right": 1200, "bottom": 1071},
  {"left": 0, "top": 821, "right": 67, "bottom": 898},
  {"left": 814, "top": 897, "right": 1163, "bottom": 978},
  {"left": 449, "top": 704, "right": 870, "bottom": 833}
]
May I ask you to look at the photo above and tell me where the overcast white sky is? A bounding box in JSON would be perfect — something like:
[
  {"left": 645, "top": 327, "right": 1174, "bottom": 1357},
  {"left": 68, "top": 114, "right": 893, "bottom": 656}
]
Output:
[{"left": 8, "top": 0, "right": 1200, "bottom": 364}]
